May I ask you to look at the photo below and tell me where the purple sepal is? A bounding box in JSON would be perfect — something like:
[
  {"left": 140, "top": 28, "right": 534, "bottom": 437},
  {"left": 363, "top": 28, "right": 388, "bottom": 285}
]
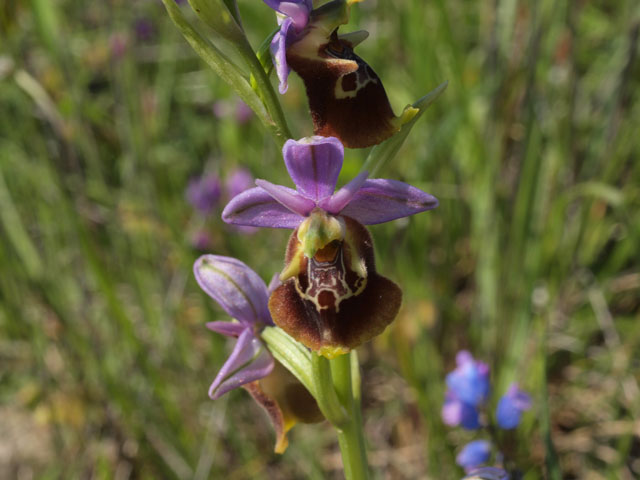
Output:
[
  {"left": 442, "top": 391, "right": 481, "bottom": 430},
  {"left": 456, "top": 440, "right": 491, "bottom": 472},
  {"left": 206, "top": 321, "right": 246, "bottom": 337},
  {"left": 283, "top": 136, "right": 344, "bottom": 202},
  {"left": 209, "top": 329, "right": 275, "bottom": 399},
  {"left": 194, "top": 255, "right": 272, "bottom": 326},
  {"left": 339, "top": 179, "right": 439, "bottom": 225},
  {"left": 254, "top": 179, "right": 315, "bottom": 216},
  {"left": 446, "top": 350, "right": 490, "bottom": 407},
  {"left": 222, "top": 187, "right": 305, "bottom": 228},
  {"left": 496, "top": 383, "right": 532, "bottom": 429},
  {"left": 270, "top": 17, "right": 294, "bottom": 94}
]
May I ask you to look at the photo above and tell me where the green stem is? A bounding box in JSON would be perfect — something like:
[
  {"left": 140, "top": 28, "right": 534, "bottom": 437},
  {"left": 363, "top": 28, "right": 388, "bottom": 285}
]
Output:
[
  {"left": 235, "top": 37, "right": 293, "bottom": 146},
  {"left": 311, "top": 353, "right": 348, "bottom": 425},
  {"left": 330, "top": 352, "right": 370, "bottom": 480}
]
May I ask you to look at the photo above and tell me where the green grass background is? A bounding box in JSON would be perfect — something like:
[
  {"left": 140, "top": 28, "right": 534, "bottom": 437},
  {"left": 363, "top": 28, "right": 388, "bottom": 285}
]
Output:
[{"left": 1, "top": 0, "right": 639, "bottom": 478}]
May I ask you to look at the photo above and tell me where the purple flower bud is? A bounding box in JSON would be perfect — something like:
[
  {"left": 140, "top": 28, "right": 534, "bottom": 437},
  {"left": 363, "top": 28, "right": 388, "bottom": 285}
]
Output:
[
  {"left": 456, "top": 440, "right": 491, "bottom": 473},
  {"left": 442, "top": 390, "right": 481, "bottom": 430},
  {"left": 186, "top": 174, "right": 222, "bottom": 214},
  {"left": 496, "top": 383, "right": 532, "bottom": 429},
  {"left": 446, "top": 351, "right": 490, "bottom": 407}
]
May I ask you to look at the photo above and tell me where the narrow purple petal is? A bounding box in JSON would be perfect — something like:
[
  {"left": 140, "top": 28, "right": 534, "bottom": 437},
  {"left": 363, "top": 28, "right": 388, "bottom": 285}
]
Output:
[
  {"left": 319, "top": 170, "right": 369, "bottom": 214},
  {"left": 270, "top": 18, "right": 293, "bottom": 94},
  {"left": 255, "top": 179, "right": 316, "bottom": 216},
  {"left": 283, "top": 137, "right": 344, "bottom": 202},
  {"left": 206, "top": 321, "right": 246, "bottom": 337},
  {"left": 209, "top": 329, "right": 275, "bottom": 399},
  {"left": 194, "top": 255, "right": 271, "bottom": 326},
  {"left": 339, "top": 178, "right": 439, "bottom": 225},
  {"left": 222, "top": 187, "right": 304, "bottom": 228}
]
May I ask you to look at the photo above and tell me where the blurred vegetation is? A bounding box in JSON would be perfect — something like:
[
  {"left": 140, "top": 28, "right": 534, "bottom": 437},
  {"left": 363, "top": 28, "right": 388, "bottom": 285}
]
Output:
[{"left": 1, "top": 0, "right": 639, "bottom": 478}]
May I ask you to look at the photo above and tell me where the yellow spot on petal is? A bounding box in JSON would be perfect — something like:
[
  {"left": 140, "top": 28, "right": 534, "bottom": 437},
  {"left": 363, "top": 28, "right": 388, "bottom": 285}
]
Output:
[
  {"left": 318, "top": 345, "right": 350, "bottom": 359},
  {"left": 395, "top": 105, "right": 419, "bottom": 127}
]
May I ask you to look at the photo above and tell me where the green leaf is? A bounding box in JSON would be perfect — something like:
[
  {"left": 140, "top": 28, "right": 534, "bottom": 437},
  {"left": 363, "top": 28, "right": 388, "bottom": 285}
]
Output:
[
  {"left": 160, "top": 0, "right": 273, "bottom": 131},
  {"left": 362, "top": 81, "right": 448, "bottom": 176},
  {"left": 187, "top": 0, "right": 245, "bottom": 43}
]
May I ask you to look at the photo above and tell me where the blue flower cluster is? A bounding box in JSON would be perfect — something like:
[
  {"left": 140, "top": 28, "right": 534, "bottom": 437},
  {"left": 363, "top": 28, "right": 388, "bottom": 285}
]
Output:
[{"left": 442, "top": 351, "right": 532, "bottom": 476}]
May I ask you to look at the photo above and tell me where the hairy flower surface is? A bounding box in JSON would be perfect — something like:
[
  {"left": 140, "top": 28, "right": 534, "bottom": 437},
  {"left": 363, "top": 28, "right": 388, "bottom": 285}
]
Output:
[
  {"left": 222, "top": 136, "right": 437, "bottom": 356},
  {"left": 194, "top": 254, "right": 321, "bottom": 452},
  {"left": 495, "top": 383, "right": 532, "bottom": 429}
]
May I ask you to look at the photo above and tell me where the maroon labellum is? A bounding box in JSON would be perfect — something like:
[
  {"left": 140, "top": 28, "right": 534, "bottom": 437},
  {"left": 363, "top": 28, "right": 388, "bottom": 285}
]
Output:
[
  {"left": 269, "top": 215, "right": 402, "bottom": 357},
  {"left": 287, "top": 30, "right": 402, "bottom": 148}
]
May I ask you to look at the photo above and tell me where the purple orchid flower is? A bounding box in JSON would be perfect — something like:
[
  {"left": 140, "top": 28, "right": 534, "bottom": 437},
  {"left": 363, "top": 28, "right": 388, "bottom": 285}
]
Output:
[
  {"left": 495, "top": 383, "right": 532, "bottom": 429},
  {"left": 222, "top": 135, "right": 438, "bottom": 229},
  {"left": 222, "top": 135, "right": 437, "bottom": 356},
  {"left": 194, "top": 254, "right": 277, "bottom": 399},
  {"left": 263, "top": 0, "right": 313, "bottom": 93}
]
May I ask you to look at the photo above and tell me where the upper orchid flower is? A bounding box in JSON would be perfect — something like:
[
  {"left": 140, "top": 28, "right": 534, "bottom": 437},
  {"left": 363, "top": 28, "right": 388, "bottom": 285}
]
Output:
[
  {"left": 264, "top": 0, "right": 415, "bottom": 147},
  {"left": 222, "top": 136, "right": 438, "bottom": 357},
  {"left": 263, "top": 0, "right": 313, "bottom": 94},
  {"left": 194, "top": 254, "right": 322, "bottom": 452}
]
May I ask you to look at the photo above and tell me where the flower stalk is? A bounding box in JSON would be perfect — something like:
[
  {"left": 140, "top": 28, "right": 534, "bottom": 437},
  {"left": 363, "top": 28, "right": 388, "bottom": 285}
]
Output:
[{"left": 331, "top": 351, "right": 370, "bottom": 480}]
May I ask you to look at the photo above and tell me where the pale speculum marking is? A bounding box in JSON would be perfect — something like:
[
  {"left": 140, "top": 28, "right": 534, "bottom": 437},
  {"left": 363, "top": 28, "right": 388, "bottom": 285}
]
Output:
[{"left": 294, "top": 245, "right": 366, "bottom": 314}]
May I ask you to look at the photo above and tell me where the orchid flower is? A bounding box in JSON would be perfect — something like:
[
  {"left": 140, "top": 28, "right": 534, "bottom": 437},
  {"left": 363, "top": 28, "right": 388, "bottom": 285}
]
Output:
[
  {"left": 222, "top": 136, "right": 438, "bottom": 357},
  {"left": 264, "top": 0, "right": 415, "bottom": 147},
  {"left": 194, "top": 254, "right": 322, "bottom": 452}
]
